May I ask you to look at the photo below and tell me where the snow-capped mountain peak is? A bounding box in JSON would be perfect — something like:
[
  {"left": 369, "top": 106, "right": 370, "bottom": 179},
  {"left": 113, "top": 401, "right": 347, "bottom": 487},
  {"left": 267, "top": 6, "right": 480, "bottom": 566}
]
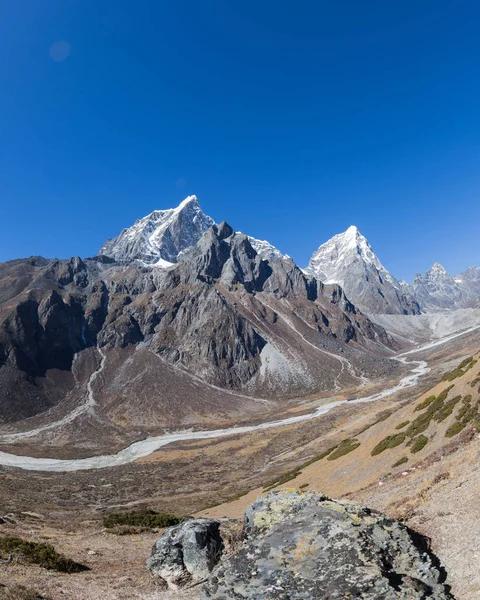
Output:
[
  {"left": 238, "top": 234, "right": 289, "bottom": 262},
  {"left": 99, "top": 195, "right": 215, "bottom": 264},
  {"left": 305, "top": 225, "right": 390, "bottom": 285},
  {"left": 430, "top": 262, "right": 448, "bottom": 275},
  {"left": 305, "top": 226, "right": 419, "bottom": 315}
]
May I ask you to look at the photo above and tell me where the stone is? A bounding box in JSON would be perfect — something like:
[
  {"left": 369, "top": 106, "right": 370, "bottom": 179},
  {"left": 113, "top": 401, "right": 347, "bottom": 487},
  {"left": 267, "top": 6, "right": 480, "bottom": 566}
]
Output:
[
  {"left": 201, "top": 490, "right": 454, "bottom": 600},
  {"left": 147, "top": 518, "right": 223, "bottom": 590}
]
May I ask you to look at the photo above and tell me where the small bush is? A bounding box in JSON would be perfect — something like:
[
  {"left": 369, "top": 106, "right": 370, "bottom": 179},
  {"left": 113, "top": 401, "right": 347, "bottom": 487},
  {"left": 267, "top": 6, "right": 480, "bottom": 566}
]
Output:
[
  {"left": 395, "top": 421, "right": 410, "bottom": 430},
  {"left": 103, "top": 509, "right": 188, "bottom": 530},
  {"left": 431, "top": 472, "right": 450, "bottom": 485},
  {"left": 371, "top": 433, "right": 407, "bottom": 456},
  {"left": 262, "top": 444, "right": 341, "bottom": 491},
  {"left": 415, "top": 395, "right": 436, "bottom": 412},
  {"left": 410, "top": 435, "right": 429, "bottom": 453},
  {"left": 445, "top": 422, "right": 465, "bottom": 438},
  {"left": 263, "top": 467, "right": 303, "bottom": 491},
  {"left": 470, "top": 376, "right": 480, "bottom": 388},
  {"left": 442, "top": 357, "right": 477, "bottom": 382},
  {"left": 0, "top": 536, "right": 87, "bottom": 573},
  {"left": 392, "top": 456, "right": 409, "bottom": 467},
  {"left": 327, "top": 438, "right": 361, "bottom": 461},
  {"left": 406, "top": 387, "right": 453, "bottom": 437},
  {"left": 314, "top": 446, "right": 338, "bottom": 460},
  {"left": 433, "top": 395, "right": 462, "bottom": 423}
]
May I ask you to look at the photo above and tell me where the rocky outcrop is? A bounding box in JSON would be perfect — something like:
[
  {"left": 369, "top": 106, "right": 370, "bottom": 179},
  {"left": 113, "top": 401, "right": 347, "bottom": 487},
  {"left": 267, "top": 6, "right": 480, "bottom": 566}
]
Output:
[
  {"left": 201, "top": 490, "right": 453, "bottom": 600},
  {"left": 147, "top": 519, "right": 223, "bottom": 589}
]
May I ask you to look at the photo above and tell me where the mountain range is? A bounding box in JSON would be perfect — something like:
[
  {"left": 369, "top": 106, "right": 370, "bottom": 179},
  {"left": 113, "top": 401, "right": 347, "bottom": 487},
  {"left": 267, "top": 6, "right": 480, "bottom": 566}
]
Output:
[
  {"left": 0, "top": 194, "right": 478, "bottom": 430},
  {"left": 101, "top": 195, "right": 480, "bottom": 315}
]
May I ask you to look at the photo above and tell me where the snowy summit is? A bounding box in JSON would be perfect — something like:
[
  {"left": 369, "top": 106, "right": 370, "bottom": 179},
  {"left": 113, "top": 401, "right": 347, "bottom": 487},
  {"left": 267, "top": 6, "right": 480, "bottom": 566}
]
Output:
[
  {"left": 99, "top": 195, "right": 215, "bottom": 265},
  {"left": 305, "top": 225, "right": 420, "bottom": 315}
]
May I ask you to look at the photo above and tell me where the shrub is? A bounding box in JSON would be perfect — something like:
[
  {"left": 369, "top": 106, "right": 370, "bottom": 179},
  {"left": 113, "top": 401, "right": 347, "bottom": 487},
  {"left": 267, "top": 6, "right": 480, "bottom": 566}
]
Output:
[
  {"left": 470, "top": 376, "right": 480, "bottom": 388},
  {"left": 445, "top": 422, "right": 465, "bottom": 438},
  {"left": 314, "top": 446, "right": 338, "bottom": 460},
  {"left": 103, "top": 509, "right": 188, "bottom": 530},
  {"left": 371, "top": 433, "right": 407, "bottom": 456},
  {"left": 410, "top": 435, "right": 429, "bottom": 453},
  {"left": 262, "top": 444, "right": 341, "bottom": 491},
  {"left": 392, "top": 456, "right": 409, "bottom": 467},
  {"left": 433, "top": 395, "right": 462, "bottom": 423},
  {"left": 415, "top": 395, "right": 436, "bottom": 412},
  {"left": 0, "top": 536, "right": 87, "bottom": 573},
  {"left": 406, "top": 387, "right": 453, "bottom": 437},
  {"left": 442, "top": 357, "right": 477, "bottom": 381},
  {"left": 327, "top": 438, "right": 361, "bottom": 461},
  {"left": 395, "top": 421, "right": 410, "bottom": 430}
]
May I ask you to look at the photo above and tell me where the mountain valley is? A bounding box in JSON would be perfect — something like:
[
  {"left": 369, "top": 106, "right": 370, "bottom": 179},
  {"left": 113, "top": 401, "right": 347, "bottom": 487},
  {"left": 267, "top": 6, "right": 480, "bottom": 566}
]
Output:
[{"left": 1, "top": 196, "right": 479, "bottom": 600}]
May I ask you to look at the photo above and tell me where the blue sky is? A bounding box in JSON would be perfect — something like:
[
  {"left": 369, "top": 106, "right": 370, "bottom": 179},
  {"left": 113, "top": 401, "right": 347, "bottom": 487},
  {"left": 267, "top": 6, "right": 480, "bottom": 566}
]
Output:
[{"left": 1, "top": 0, "right": 479, "bottom": 281}]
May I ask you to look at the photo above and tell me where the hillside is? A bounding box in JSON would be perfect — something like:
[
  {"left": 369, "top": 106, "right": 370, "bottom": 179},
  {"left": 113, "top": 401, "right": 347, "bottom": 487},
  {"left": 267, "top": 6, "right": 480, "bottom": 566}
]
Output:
[{"left": 202, "top": 347, "right": 480, "bottom": 600}]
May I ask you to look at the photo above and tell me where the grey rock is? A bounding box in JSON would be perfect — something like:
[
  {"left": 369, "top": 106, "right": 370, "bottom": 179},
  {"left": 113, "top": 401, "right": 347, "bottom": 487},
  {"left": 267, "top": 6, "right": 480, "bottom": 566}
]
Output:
[
  {"left": 412, "top": 262, "right": 473, "bottom": 312},
  {"left": 147, "top": 518, "right": 223, "bottom": 590},
  {"left": 201, "top": 490, "right": 454, "bottom": 600}
]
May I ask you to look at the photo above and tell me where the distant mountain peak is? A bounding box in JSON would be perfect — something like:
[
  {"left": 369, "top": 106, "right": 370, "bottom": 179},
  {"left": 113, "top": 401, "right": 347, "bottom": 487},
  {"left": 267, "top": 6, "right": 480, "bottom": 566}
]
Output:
[
  {"left": 306, "top": 225, "right": 387, "bottom": 284},
  {"left": 305, "top": 227, "right": 419, "bottom": 315},
  {"left": 411, "top": 262, "right": 471, "bottom": 312},
  {"left": 99, "top": 195, "right": 215, "bottom": 265},
  {"left": 430, "top": 262, "right": 448, "bottom": 274}
]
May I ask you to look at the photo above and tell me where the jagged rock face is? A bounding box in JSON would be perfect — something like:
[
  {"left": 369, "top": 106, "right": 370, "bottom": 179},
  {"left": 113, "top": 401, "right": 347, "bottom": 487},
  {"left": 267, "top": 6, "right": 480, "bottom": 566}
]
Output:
[
  {"left": 411, "top": 263, "right": 470, "bottom": 312},
  {"left": 305, "top": 226, "right": 420, "bottom": 315},
  {"left": 0, "top": 258, "right": 91, "bottom": 421},
  {"left": 99, "top": 195, "right": 215, "bottom": 264},
  {"left": 147, "top": 519, "right": 223, "bottom": 590},
  {"left": 201, "top": 490, "right": 454, "bottom": 600},
  {"left": 244, "top": 235, "right": 288, "bottom": 262}
]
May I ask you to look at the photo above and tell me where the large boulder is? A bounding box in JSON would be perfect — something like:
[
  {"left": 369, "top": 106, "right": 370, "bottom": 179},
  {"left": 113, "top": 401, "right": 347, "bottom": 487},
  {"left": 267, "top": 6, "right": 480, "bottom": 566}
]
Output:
[
  {"left": 201, "top": 490, "right": 454, "bottom": 600},
  {"left": 147, "top": 518, "right": 223, "bottom": 589}
]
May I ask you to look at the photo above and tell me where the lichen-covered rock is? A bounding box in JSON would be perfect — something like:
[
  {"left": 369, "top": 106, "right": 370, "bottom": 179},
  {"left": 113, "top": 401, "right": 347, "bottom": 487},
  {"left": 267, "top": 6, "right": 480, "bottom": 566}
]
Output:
[
  {"left": 147, "top": 519, "right": 223, "bottom": 590},
  {"left": 201, "top": 490, "right": 454, "bottom": 600}
]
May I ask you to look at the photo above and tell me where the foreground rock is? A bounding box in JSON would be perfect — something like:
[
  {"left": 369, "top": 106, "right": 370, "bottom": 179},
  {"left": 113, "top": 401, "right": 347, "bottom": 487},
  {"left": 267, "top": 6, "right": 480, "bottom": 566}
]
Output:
[
  {"left": 147, "top": 519, "right": 223, "bottom": 589},
  {"left": 201, "top": 490, "right": 454, "bottom": 600}
]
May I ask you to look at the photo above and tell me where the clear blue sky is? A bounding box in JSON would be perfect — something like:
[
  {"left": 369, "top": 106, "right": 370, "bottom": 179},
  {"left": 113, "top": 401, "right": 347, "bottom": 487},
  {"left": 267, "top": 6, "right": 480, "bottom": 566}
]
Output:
[{"left": 1, "top": 0, "right": 479, "bottom": 281}]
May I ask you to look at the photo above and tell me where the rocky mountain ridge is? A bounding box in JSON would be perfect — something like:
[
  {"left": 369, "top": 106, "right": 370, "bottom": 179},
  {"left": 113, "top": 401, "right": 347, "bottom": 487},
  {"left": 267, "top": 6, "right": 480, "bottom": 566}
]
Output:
[
  {"left": 0, "top": 218, "right": 396, "bottom": 427},
  {"left": 99, "top": 196, "right": 480, "bottom": 314},
  {"left": 304, "top": 225, "right": 479, "bottom": 315},
  {"left": 0, "top": 194, "right": 478, "bottom": 430}
]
